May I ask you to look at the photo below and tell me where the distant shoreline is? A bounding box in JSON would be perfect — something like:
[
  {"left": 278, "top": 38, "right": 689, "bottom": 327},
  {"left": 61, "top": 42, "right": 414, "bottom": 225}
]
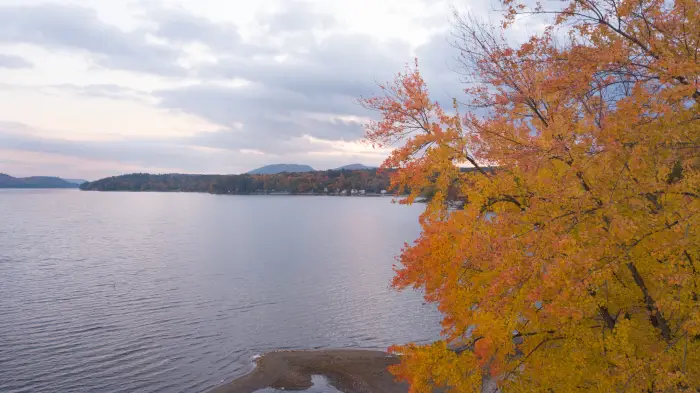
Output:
[
  {"left": 208, "top": 349, "right": 406, "bottom": 393},
  {"left": 78, "top": 170, "right": 394, "bottom": 195},
  {"left": 79, "top": 189, "right": 397, "bottom": 197},
  {"left": 0, "top": 185, "right": 79, "bottom": 190}
]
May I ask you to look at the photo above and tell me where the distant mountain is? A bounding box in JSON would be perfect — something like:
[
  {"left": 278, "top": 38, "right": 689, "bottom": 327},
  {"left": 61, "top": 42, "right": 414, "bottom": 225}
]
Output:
[
  {"left": 335, "top": 163, "right": 375, "bottom": 170},
  {"left": 248, "top": 164, "right": 315, "bottom": 175},
  {"left": 0, "top": 173, "right": 24, "bottom": 187},
  {"left": 0, "top": 174, "right": 78, "bottom": 189},
  {"left": 62, "top": 178, "right": 89, "bottom": 185}
]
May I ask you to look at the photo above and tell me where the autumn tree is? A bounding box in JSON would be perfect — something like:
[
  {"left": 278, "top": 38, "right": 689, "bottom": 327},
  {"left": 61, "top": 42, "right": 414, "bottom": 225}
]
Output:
[{"left": 362, "top": 0, "right": 699, "bottom": 391}]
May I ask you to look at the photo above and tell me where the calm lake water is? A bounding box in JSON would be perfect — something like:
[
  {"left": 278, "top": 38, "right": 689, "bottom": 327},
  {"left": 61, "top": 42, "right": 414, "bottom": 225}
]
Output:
[{"left": 0, "top": 190, "right": 441, "bottom": 393}]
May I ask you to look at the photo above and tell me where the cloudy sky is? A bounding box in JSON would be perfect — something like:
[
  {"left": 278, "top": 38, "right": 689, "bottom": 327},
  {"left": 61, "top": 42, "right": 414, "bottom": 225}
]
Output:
[{"left": 0, "top": 0, "right": 505, "bottom": 180}]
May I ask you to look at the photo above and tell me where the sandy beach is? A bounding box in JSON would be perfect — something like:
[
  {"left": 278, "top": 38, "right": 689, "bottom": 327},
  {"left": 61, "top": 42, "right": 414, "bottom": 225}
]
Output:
[{"left": 208, "top": 349, "right": 407, "bottom": 393}]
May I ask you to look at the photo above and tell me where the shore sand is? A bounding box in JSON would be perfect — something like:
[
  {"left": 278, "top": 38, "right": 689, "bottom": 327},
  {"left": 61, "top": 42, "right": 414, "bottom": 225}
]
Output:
[{"left": 208, "top": 349, "right": 407, "bottom": 393}]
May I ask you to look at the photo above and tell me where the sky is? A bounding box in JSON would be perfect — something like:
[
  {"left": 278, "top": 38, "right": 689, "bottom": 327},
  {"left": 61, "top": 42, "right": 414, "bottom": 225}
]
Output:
[{"left": 0, "top": 0, "right": 511, "bottom": 180}]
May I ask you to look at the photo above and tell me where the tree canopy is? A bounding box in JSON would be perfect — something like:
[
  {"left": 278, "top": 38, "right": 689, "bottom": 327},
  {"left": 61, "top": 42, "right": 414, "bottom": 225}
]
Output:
[{"left": 362, "top": 0, "right": 699, "bottom": 391}]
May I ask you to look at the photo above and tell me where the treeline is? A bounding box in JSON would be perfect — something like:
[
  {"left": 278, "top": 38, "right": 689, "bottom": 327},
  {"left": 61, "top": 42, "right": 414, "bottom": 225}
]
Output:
[{"left": 79, "top": 169, "right": 392, "bottom": 195}]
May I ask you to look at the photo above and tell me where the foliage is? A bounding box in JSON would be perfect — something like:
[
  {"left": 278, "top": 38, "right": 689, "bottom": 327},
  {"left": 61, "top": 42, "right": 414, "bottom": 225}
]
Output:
[
  {"left": 361, "top": 0, "right": 699, "bottom": 391},
  {"left": 79, "top": 170, "right": 392, "bottom": 195}
]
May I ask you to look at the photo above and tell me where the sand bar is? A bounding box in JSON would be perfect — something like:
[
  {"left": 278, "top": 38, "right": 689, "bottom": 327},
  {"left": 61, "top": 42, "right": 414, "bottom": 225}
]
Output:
[{"left": 208, "top": 349, "right": 407, "bottom": 393}]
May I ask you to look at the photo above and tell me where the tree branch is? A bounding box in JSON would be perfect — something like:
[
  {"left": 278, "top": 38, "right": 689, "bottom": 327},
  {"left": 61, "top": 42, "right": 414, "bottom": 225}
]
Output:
[{"left": 626, "top": 262, "right": 672, "bottom": 341}]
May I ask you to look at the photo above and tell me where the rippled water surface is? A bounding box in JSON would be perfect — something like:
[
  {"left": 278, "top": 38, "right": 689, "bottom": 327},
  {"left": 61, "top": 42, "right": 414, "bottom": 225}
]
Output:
[{"left": 0, "top": 190, "right": 441, "bottom": 393}]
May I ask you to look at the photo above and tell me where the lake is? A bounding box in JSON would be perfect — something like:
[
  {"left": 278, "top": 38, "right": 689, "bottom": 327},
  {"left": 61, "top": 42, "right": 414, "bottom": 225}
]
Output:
[{"left": 0, "top": 190, "right": 441, "bottom": 393}]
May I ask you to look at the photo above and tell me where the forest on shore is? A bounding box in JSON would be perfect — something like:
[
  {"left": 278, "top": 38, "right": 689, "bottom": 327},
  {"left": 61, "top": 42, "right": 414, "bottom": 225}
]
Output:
[{"left": 79, "top": 169, "right": 393, "bottom": 195}]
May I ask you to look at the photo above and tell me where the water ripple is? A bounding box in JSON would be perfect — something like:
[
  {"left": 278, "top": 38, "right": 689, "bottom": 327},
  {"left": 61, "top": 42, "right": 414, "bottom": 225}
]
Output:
[{"left": 0, "top": 191, "right": 441, "bottom": 393}]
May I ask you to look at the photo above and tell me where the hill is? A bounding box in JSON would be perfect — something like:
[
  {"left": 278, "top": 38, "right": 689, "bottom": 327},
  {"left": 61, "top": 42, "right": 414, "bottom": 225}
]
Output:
[
  {"left": 247, "top": 164, "right": 315, "bottom": 175},
  {"left": 80, "top": 170, "right": 392, "bottom": 195},
  {"left": 63, "top": 178, "right": 88, "bottom": 185},
  {"left": 0, "top": 174, "right": 78, "bottom": 189},
  {"left": 335, "top": 164, "right": 375, "bottom": 170},
  {"left": 79, "top": 168, "right": 499, "bottom": 195}
]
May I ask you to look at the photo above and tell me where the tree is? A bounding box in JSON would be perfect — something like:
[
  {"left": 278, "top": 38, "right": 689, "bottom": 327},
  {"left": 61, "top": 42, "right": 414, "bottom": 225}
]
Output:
[{"left": 361, "top": 0, "right": 699, "bottom": 391}]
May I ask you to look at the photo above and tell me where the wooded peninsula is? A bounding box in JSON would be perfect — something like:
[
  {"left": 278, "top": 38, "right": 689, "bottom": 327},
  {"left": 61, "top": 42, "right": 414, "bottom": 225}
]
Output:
[{"left": 79, "top": 169, "right": 393, "bottom": 195}]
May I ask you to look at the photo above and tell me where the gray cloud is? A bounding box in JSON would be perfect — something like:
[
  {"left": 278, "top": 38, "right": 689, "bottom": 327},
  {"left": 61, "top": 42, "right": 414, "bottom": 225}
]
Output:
[
  {"left": 154, "top": 31, "right": 415, "bottom": 152},
  {"left": 202, "top": 34, "right": 410, "bottom": 97},
  {"left": 155, "top": 28, "right": 461, "bottom": 155},
  {"left": 147, "top": 1, "right": 336, "bottom": 49},
  {"left": 0, "top": 54, "right": 32, "bottom": 69},
  {"left": 158, "top": 82, "right": 364, "bottom": 124},
  {"left": 48, "top": 84, "right": 149, "bottom": 101},
  {"left": 415, "top": 31, "right": 464, "bottom": 105},
  {"left": 185, "top": 117, "right": 364, "bottom": 154},
  {"left": 0, "top": 3, "right": 185, "bottom": 75},
  {"left": 157, "top": 83, "right": 366, "bottom": 151},
  {"left": 264, "top": 0, "right": 336, "bottom": 33},
  {"left": 147, "top": 6, "right": 249, "bottom": 53}
]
